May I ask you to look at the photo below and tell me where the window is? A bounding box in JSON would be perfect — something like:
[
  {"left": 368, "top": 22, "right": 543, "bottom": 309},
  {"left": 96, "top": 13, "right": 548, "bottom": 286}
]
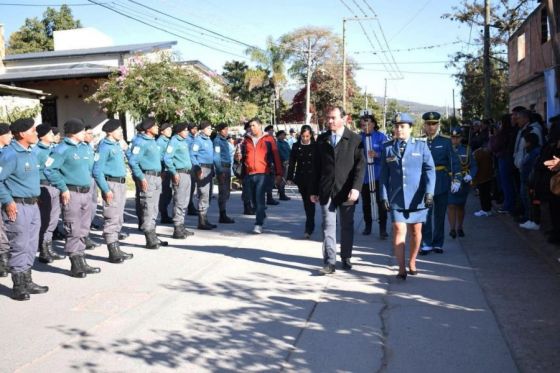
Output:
[
  {"left": 517, "top": 33, "right": 526, "bottom": 62},
  {"left": 542, "top": 9, "right": 550, "bottom": 44}
]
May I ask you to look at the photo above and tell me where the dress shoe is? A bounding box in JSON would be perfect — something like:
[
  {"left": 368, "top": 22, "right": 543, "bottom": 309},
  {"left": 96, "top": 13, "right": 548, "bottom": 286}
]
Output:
[
  {"left": 433, "top": 247, "right": 444, "bottom": 254},
  {"left": 341, "top": 258, "right": 352, "bottom": 270},
  {"left": 457, "top": 229, "right": 465, "bottom": 237},
  {"left": 362, "top": 224, "right": 372, "bottom": 235},
  {"left": 449, "top": 229, "right": 457, "bottom": 239},
  {"left": 267, "top": 199, "right": 279, "bottom": 206},
  {"left": 318, "top": 264, "right": 335, "bottom": 275},
  {"left": 219, "top": 211, "right": 235, "bottom": 224}
]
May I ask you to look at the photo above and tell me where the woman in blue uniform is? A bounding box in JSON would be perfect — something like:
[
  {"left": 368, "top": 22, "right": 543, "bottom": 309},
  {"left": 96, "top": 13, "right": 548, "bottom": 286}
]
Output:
[
  {"left": 380, "top": 113, "right": 436, "bottom": 279},
  {"left": 447, "top": 128, "right": 477, "bottom": 238}
]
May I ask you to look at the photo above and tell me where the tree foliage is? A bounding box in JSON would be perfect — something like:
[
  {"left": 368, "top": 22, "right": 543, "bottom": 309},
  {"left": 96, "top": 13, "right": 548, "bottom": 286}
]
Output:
[
  {"left": 0, "top": 104, "right": 41, "bottom": 123},
  {"left": 88, "top": 54, "right": 242, "bottom": 125},
  {"left": 7, "top": 4, "right": 82, "bottom": 54}
]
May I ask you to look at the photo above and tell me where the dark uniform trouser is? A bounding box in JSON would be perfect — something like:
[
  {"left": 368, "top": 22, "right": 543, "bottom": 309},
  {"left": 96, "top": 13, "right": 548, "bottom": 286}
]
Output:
[
  {"left": 139, "top": 174, "right": 162, "bottom": 232},
  {"left": 103, "top": 181, "right": 126, "bottom": 244},
  {"left": 0, "top": 213, "right": 11, "bottom": 256},
  {"left": 297, "top": 182, "right": 315, "bottom": 234},
  {"left": 5, "top": 203, "right": 40, "bottom": 273},
  {"left": 63, "top": 191, "right": 92, "bottom": 254},
  {"left": 132, "top": 175, "right": 144, "bottom": 228},
  {"left": 173, "top": 172, "right": 191, "bottom": 226},
  {"left": 39, "top": 184, "right": 61, "bottom": 245},
  {"left": 241, "top": 176, "right": 253, "bottom": 207},
  {"left": 159, "top": 171, "right": 173, "bottom": 220},
  {"left": 422, "top": 192, "right": 448, "bottom": 248},
  {"left": 188, "top": 173, "right": 197, "bottom": 211},
  {"left": 218, "top": 169, "right": 231, "bottom": 212},
  {"left": 321, "top": 199, "right": 355, "bottom": 265},
  {"left": 89, "top": 179, "right": 98, "bottom": 225},
  {"left": 361, "top": 181, "right": 387, "bottom": 229},
  {"left": 196, "top": 166, "right": 213, "bottom": 214}
]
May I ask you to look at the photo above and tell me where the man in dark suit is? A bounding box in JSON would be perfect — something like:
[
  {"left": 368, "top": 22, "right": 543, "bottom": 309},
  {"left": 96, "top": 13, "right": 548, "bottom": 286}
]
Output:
[{"left": 311, "top": 106, "right": 365, "bottom": 274}]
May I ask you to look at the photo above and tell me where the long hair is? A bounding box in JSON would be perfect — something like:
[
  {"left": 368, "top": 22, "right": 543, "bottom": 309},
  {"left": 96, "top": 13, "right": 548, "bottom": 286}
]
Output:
[{"left": 299, "top": 124, "right": 315, "bottom": 143}]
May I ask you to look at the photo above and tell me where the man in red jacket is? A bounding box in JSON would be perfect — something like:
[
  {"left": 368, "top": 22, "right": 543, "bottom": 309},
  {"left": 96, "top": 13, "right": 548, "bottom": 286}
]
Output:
[{"left": 238, "top": 118, "right": 283, "bottom": 234}]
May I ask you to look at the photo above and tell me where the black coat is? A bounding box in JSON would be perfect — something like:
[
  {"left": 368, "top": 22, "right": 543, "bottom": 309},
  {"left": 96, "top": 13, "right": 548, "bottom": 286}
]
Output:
[
  {"left": 312, "top": 128, "right": 365, "bottom": 206},
  {"left": 287, "top": 141, "right": 316, "bottom": 188}
]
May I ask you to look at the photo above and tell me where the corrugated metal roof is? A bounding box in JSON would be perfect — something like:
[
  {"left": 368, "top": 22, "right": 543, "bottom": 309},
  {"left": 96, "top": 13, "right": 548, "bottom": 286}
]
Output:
[
  {"left": 0, "top": 64, "right": 114, "bottom": 83},
  {"left": 0, "top": 83, "right": 49, "bottom": 98},
  {"left": 4, "top": 41, "right": 177, "bottom": 61}
]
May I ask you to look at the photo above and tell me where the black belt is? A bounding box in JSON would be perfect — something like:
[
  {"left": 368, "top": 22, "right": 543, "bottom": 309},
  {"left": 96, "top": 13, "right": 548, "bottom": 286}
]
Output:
[
  {"left": 200, "top": 163, "right": 213, "bottom": 168},
  {"left": 222, "top": 163, "right": 231, "bottom": 167},
  {"left": 176, "top": 168, "right": 190, "bottom": 174},
  {"left": 144, "top": 170, "right": 161, "bottom": 177},
  {"left": 40, "top": 180, "right": 50, "bottom": 186},
  {"left": 106, "top": 176, "right": 126, "bottom": 183},
  {"left": 67, "top": 185, "right": 90, "bottom": 193},
  {"left": 13, "top": 197, "right": 38, "bottom": 204}
]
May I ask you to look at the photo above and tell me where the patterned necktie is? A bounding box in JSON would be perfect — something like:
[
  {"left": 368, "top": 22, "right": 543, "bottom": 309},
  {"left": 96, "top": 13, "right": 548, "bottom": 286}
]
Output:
[
  {"left": 399, "top": 140, "right": 407, "bottom": 156},
  {"left": 332, "top": 134, "right": 337, "bottom": 147}
]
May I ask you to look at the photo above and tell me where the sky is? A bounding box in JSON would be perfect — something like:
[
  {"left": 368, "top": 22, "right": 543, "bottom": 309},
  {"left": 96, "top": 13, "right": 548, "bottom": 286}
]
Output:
[{"left": 0, "top": 0, "right": 540, "bottom": 109}]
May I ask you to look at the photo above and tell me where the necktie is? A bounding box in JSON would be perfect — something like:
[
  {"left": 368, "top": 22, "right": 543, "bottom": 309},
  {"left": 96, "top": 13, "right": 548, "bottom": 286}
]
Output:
[
  {"left": 399, "top": 140, "right": 406, "bottom": 156},
  {"left": 332, "top": 134, "right": 337, "bottom": 147}
]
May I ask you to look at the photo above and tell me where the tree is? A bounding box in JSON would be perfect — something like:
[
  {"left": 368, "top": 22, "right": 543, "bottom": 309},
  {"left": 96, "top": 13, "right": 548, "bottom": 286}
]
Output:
[
  {"left": 7, "top": 4, "right": 82, "bottom": 54},
  {"left": 88, "top": 54, "right": 242, "bottom": 125}
]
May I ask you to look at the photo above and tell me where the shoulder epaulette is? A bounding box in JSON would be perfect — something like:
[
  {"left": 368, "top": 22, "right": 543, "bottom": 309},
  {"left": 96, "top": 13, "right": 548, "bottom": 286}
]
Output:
[
  {"left": 439, "top": 134, "right": 450, "bottom": 139},
  {"left": 415, "top": 137, "right": 427, "bottom": 141}
]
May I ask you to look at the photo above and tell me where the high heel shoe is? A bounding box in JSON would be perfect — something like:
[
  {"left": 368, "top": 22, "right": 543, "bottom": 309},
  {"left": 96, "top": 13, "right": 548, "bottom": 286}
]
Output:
[
  {"left": 396, "top": 272, "right": 407, "bottom": 280},
  {"left": 449, "top": 229, "right": 457, "bottom": 239},
  {"left": 408, "top": 269, "right": 418, "bottom": 275}
]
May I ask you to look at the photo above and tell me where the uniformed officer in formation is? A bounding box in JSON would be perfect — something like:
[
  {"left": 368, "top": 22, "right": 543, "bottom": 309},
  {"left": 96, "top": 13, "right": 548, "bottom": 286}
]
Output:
[
  {"left": 0, "top": 118, "right": 49, "bottom": 300},
  {"left": 380, "top": 113, "right": 436, "bottom": 279},
  {"left": 83, "top": 125, "right": 100, "bottom": 251},
  {"left": 127, "top": 118, "right": 162, "bottom": 250},
  {"left": 191, "top": 121, "right": 216, "bottom": 230},
  {"left": 45, "top": 118, "right": 101, "bottom": 278},
  {"left": 419, "top": 112, "right": 461, "bottom": 255},
  {"left": 186, "top": 123, "right": 199, "bottom": 216},
  {"left": 35, "top": 123, "right": 65, "bottom": 264},
  {"left": 213, "top": 122, "right": 235, "bottom": 224},
  {"left": 163, "top": 122, "right": 195, "bottom": 239},
  {"left": 127, "top": 123, "right": 145, "bottom": 230},
  {"left": 92, "top": 119, "right": 134, "bottom": 263},
  {"left": 0, "top": 123, "right": 14, "bottom": 278},
  {"left": 157, "top": 122, "right": 173, "bottom": 224}
]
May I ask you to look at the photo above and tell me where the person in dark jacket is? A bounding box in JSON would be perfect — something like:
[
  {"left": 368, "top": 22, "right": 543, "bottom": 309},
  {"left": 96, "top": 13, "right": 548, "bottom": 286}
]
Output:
[
  {"left": 287, "top": 125, "right": 316, "bottom": 238},
  {"left": 276, "top": 130, "right": 291, "bottom": 201},
  {"left": 311, "top": 107, "right": 365, "bottom": 275},
  {"left": 489, "top": 114, "right": 517, "bottom": 214},
  {"left": 542, "top": 117, "right": 560, "bottom": 244}
]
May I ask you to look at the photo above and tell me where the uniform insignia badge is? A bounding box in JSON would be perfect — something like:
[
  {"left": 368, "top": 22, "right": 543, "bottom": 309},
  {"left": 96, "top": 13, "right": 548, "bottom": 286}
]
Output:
[
  {"left": 167, "top": 146, "right": 173, "bottom": 153},
  {"left": 429, "top": 112, "right": 435, "bottom": 120},
  {"left": 192, "top": 144, "right": 200, "bottom": 152},
  {"left": 215, "top": 146, "right": 221, "bottom": 153},
  {"left": 132, "top": 147, "right": 140, "bottom": 155},
  {"left": 94, "top": 153, "right": 100, "bottom": 162},
  {"left": 45, "top": 157, "right": 54, "bottom": 167}
]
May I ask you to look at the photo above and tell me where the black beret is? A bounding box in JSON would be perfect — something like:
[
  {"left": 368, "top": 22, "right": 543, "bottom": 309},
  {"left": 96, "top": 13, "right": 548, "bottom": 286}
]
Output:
[
  {"left": 199, "top": 121, "right": 211, "bottom": 130},
  {"left": 140, "top": 118, "right": 156, "bottom": 131},
  {"left": 160, "top": 122, "right": 173, "bottom": 131},
  {"left": 0, "top": 123, "right": 10, "bottom": 135},
  {"left": 36, "top": 123, "right": 52, "bottom": 138},
  {"left": 174, "top": 122, "right": 189, "bottom": 133},
  {"left": 187, "top": 122, "right": 198, "bottom": 130},
  {"left": 102, "top": 119, "right": 121, "bottom": 133},
  {"left": 422, "top": 112, "right": 441, "bottom": 122},
  {"left": 10, "top": 118, "right": 35, "bottom": 133},
  {"left": 264, "top": 124, "right": 274, "bottom": 132},
  {"left": 63, "top": 118, "right": 85, "bottom": 135},
  {"left": 52, "top": 127, "right": 60, "bottom": 136},
  {"left": 215, "top": 123, "right": 228, "bottom": 132}
]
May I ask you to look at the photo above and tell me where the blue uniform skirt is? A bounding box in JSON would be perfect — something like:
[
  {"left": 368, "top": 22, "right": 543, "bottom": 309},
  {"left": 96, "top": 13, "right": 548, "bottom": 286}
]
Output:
[
  {"left": 390, "top": 208, "right": 428, "bottom": 224},
  {"left": 448, "top": 185, "right": 470, "bottom": 206}
]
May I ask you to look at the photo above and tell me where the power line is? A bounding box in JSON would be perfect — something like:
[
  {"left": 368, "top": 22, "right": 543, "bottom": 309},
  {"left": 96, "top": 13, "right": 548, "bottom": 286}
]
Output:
[
  {"left": 86, "top": 0, "right": 249, "bottom": 59},
  {"left": 389, "top": 0, "right": 432, "bottom": 41},
  {"left": 0, "top": 1, "right": 103, "bottom": 5},
  {"left": 361, "top": 68, "right": 454, "bottom": 76},
  {"left": 352, "top": 40, "right": 462, "bottom": 54},
  {"left": 359, "top": 60, "right": 449, "bottom": 65}
]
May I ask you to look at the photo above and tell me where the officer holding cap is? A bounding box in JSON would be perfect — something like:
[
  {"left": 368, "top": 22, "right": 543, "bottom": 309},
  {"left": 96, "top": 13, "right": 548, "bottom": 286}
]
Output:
[
  {"left": 0, "top": 118, "right": 49, "bottom": 300},
  {"left": 419, "top": 112, "right": 462, "bottom": 255},
  {"left": 127, "top": 117, "right": 162, "bottom": 250},
  {"left": 35, "top": 123, "right": 65, "bottom": 264},
  {"left": 0, "top": 122, "right": 13, "bottom": 277},
  {"left": 157, "top": 122, "right": 173, "bottom": 224},
  {"left": 191, "top": 120, "right": 216, "bottom": 230},
  {"left": 213, "top": 122, "right": 235, "bottom": 224},
  {"left": 45, "top": 118, "right": 101, "bottom": 278},
  {"left": 380, "top": 113, "right": 435, "bottom": 279},
  {"left": 93, "top": 119, "right": 134, "bottom": 263},
  {"left": 163, "top": 122, "right": 195, "bottom": 239}
]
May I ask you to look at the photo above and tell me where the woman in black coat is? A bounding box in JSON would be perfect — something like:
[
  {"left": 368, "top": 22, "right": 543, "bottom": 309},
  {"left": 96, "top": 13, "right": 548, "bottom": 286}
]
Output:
[{"left": 287, "top": 125, "right": 316, "bottom": 238}]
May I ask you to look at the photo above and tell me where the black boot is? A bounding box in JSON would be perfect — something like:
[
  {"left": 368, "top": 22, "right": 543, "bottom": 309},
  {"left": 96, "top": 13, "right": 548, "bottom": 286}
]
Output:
[
  {"left": 82, "top": 257, "right": 101, "bottom": 274},
  {"left": 107, "top": 242, "right": 125, "bottom": 263},
  {"left": 116, "top": 244, "right": 133, "bottom": 260},
  {"left": 243, "top": 204, "right": 256, "bottom": 215},
  {"left": 183, "top": 227, "right": 195, "bottom": 236},
  {"left": 84, "top": 236, "right": 99, "bottom": 251},
  {"left": 219, "top": 211, "right": 235, "bottom": 224},
  {"left": 144, "top": 230, "right": 160, "bottom": 250},
  {"left": 198, "top": 215, "right": 213, "bottom": 230},
  {"left": 205, "top": 215, "right": 217, "bottom": 229},
  {"left": 279, "top": 192, "right": 291, "bottom": 201},
  {"left": 24, "top": 269, "right": 48, "bottom": 294},
  {"left": 46, "top": 240, "right": 65, "bottom": 260},
  {"left": 11, "top": 272, "right": 30, "bottom": 301},
  {"left": 70, "top": 255, "right": 87, "bottom": 278},
  {"left": 0, "top": 253, "right": 10, "bottom": 277},
  {"left": 173, "top": 225, "right": 188, "bottom": 239},
  {"left": 362, "top": 222, "right": 372, "bottom": 235}
]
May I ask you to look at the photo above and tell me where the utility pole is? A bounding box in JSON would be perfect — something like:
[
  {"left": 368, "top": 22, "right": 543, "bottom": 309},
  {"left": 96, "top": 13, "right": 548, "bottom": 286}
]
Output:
[
  {"left": 305, "top": 37, "right": 312, "bottom": 125},
  {"left": 382, "top": 78, "right": 388, "bottom": 132},
  {"left": 452, "top": 88, "right": 456, "bottom": 118},
  {"left": 483, "top": 0, "right": 491, "bottom": 119}
]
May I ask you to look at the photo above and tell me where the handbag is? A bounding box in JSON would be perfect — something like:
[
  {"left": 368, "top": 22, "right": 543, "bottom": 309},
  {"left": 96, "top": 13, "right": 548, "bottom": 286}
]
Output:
[{"left": 551, "top": 172, "right": 560, "bottom": 196}]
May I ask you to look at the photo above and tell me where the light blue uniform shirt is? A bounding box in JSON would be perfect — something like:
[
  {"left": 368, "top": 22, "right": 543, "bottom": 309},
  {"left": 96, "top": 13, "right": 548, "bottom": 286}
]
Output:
[
  {"left": 44, "top": 138, "right": 92, "bottom": 191},
  {"left": 93, "top": 138, "right": 127, "bottom": 194},
  {"left": 0, "top": 141, "right": 41, "bottom": 204}
]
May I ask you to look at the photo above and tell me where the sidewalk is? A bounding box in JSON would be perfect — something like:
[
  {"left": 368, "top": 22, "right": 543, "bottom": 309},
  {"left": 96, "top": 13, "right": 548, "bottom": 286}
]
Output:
[{"left": 0, "top": 191, "right": 551, "bottom": 372}]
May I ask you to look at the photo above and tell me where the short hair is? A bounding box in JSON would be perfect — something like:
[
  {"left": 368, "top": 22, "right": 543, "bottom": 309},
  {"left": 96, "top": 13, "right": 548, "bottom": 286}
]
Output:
[
  {"left": 512, "top": 106, "right": 527, "bottom": 113},
  {"left": 328, "top": 106, "right": 346, "bottom": 118},
  {"left": 248, "top": 117, "right": 262, "bottom": 126},
  {"left": 276, "top": 130, "right": 286, "bottom": 137},
  {"left": 264, "top": 124, "right": 274, "bottom": 132}
]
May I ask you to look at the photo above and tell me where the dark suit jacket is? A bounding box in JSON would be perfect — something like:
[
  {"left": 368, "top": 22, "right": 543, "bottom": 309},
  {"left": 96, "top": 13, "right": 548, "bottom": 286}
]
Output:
[{"left": 312, "top": 127, "right": 365, "bottom": 206}]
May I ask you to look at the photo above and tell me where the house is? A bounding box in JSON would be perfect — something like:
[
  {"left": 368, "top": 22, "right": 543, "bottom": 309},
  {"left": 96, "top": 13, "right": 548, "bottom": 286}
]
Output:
[
  {"left": 0, "top": 27, "right": 176, "bottom": 139},
  {"left": 508, "top": 2, "right": 560, "bottom": 121},
  {"left": 0, "top": 83, "right": 49, "bottom": 124}
]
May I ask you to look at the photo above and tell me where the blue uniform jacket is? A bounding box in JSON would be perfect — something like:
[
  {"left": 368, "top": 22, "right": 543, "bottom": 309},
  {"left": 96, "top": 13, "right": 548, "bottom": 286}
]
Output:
[
  {"left": 186, "top": 133, "right": 196, "bottom": 149},
  {"left": 44, "top": 138, "right": 92, "bottom": 191},
  {"left": 277, "top": 139, "right": 291, "bottom": 163},
  {"left": 0, "top": 141, "right": 41, "bottom": 204},
  {"left": 156, "top": 136, "right": 170, "bottom": 162},
  {"left": 35, "top": 142, "right": 52, "bottom": 181},
  {"left": 191, "top": 134, "right": 214, "bottom": 167},
  {"left": 380, "top": 137, "right": 436, "bottom": 211},
  {"left": 213, "top": 135, "right": 232, "bottom": 174},
  {"left": 425, "top": 135, "right": 462, "bottom": 195},
  {"left": 361, "top": 131, "right": 388, "bottom": 183},
  {"left": 163, "top": 134, "right": 192, "bottom": 175},
  {"left": 127, "top": 134, "right": 162, "bottom": 180},
  {"left": 93, "top": 138, "right": 127, "bottom": 194}
]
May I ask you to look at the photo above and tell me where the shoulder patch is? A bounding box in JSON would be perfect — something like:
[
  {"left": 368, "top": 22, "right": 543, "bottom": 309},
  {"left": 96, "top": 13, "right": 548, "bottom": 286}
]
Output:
[
  {"left": 45, "top": 157, "right": 54, "bottom": 167},
  {"left": 132, "top": 147, "right": 140, "bottom": 155},
  {"left": 214, "top": 146, "right": 221, "bottom": 153},
  {"left": 192, "top": 144, "right": 200, "bottom": 152},
  {"left": 167, "top": 146, "right": 173, "bottom": 153},
  {"left": 94, "top": 153, "right": 100, "bottom": 162}
]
